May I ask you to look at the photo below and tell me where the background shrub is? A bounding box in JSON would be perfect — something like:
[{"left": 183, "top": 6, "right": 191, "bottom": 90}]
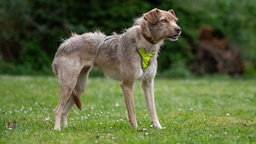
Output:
[{"left": 0, "top": 0, "right": 255, "bottom": 77}]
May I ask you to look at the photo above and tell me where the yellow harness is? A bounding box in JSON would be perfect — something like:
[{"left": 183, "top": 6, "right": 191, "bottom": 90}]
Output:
[{"left": 137, "top": 49, "right": 155, "bottom": 69}]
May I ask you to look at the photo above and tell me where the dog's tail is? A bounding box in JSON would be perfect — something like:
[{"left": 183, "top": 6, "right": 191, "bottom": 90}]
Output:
[{"left": 72, "top": 92, "right": 82, "bottom": 110}]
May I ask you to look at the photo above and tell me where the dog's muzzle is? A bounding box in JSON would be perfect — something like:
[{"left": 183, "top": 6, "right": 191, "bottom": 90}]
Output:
[{"left": 168, "top": 27, "right": 181, "bottom": 41}]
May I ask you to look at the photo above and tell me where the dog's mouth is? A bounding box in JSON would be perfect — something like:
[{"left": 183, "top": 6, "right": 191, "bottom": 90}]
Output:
[{"left": 168, "top": 33, "right": 180, "bottom": 41}]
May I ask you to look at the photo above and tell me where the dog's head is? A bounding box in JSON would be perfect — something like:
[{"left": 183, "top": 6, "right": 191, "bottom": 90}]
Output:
[{"left": 142, "top": 8, "right": 181, "bottom": 42}]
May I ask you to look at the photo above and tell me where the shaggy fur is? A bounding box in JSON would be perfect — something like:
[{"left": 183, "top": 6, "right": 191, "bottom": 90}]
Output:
[{"left": 52, "top": 8, "right": 181, "bottom": 130}]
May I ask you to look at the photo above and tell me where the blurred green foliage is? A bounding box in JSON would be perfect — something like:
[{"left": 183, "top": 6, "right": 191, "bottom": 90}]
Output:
[{"left": 0, "top": 0, "right": 255, "bottom": 76}]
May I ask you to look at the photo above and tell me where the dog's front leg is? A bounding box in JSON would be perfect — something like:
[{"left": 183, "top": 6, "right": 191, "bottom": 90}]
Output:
[
  {"left": 121, "top": 81, "right": 137, "bottom": 129},
  {"left": 142, "top": 77, "right": 162, "bottom": 129}
]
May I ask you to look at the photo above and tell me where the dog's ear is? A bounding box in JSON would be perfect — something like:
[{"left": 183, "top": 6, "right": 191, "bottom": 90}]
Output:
[
  {"left": 168, "top": 9, "right": 176, "bottom": 18},
  {"left": 144, "top": 8, "right": 160, "bottom": 25}
]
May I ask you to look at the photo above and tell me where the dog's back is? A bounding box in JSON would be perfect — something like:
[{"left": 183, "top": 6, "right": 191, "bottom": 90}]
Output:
[
  {"left": 54, "top": 32, "right": 105, "bottom": 59},
  {"left": 52, "top": 32, "right": 106, "bottom": 76}
]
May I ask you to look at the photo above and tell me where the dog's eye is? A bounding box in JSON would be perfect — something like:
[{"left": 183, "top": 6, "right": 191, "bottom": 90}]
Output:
[{"left": 160, "top": 19, "right": 168, "bottom": 23}]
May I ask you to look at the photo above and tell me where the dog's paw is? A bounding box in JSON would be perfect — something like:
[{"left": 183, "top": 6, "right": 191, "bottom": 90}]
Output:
[
  {"left": 131, "top": 122, "right": 138, "bottom": 129},
  {"left": 154, "top": 125, "right": 163, "bottom": 129},
  {"left": 151, "top": 123, "right": 163, "bottom": 129},
  {"left": 54, "top": 126, "right": 61, "bottom": 131}
]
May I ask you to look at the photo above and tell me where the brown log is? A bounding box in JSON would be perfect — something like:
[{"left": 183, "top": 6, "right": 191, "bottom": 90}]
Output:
[{"left": 191, "top": 26, "right": 244, "bottom": 75}]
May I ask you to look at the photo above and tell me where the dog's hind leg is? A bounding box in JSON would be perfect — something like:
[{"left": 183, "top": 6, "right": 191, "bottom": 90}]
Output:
[
  {"left": 53, "top": 61, "right": 82, "bottom": 131},
  {"left": 61, "top": 66, "right": 91, "bottom": 128},
  {"left": 54, "top": 84, "right": 76, "bottom": 130}
]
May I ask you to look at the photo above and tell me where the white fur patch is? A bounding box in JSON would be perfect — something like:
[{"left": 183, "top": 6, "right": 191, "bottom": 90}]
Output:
[{"left": 142, "top": 64, "right": 156, "bottom": 79}]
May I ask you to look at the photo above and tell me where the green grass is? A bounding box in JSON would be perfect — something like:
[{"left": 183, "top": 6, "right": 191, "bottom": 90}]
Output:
[{"left": 0, "top": 75, "right": 255, "bottom": 144}]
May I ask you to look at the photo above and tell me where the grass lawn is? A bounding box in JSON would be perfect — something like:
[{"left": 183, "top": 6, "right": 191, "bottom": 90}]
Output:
[{"left": 0, "top": 75, "right": 255, "bottom": 143}]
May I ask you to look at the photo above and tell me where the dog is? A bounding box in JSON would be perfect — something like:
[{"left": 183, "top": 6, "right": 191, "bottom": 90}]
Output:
[{"left": 52, "top": 8, "right": 181, "bottom": 131}]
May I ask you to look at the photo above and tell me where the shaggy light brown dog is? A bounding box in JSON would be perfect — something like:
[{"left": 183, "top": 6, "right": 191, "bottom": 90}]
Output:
[{"left": 52, "top": 8, "right": 181, "bottom": 130}]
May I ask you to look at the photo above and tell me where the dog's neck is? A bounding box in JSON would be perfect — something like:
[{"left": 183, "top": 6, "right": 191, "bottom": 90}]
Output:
[
  {"left": 125, "top": 25, "right": 162, "bottom": 53},
  {"left": 141, "top": 32, "right": 157, "bottom": 45}
]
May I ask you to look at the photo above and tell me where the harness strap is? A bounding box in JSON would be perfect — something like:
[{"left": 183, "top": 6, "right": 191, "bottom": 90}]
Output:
[
  {"left": 103, "top": 36, "right": 112, "bottom": 42},
  {"left": 137, "top": 48, "right": 155, "bottom": 70},
  {"left": 93, "top": 35, "right": 112, "bottom": 62}
]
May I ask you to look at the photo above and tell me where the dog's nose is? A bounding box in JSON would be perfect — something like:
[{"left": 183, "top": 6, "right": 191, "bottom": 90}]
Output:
[{"left": 175, "top": 27, "right": 181, "bottom": 34}]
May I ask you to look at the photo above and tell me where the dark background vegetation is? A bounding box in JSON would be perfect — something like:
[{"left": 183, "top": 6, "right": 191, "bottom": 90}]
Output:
[{"left": 0, "top": 0, "right": 256, "bottom": 77}]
